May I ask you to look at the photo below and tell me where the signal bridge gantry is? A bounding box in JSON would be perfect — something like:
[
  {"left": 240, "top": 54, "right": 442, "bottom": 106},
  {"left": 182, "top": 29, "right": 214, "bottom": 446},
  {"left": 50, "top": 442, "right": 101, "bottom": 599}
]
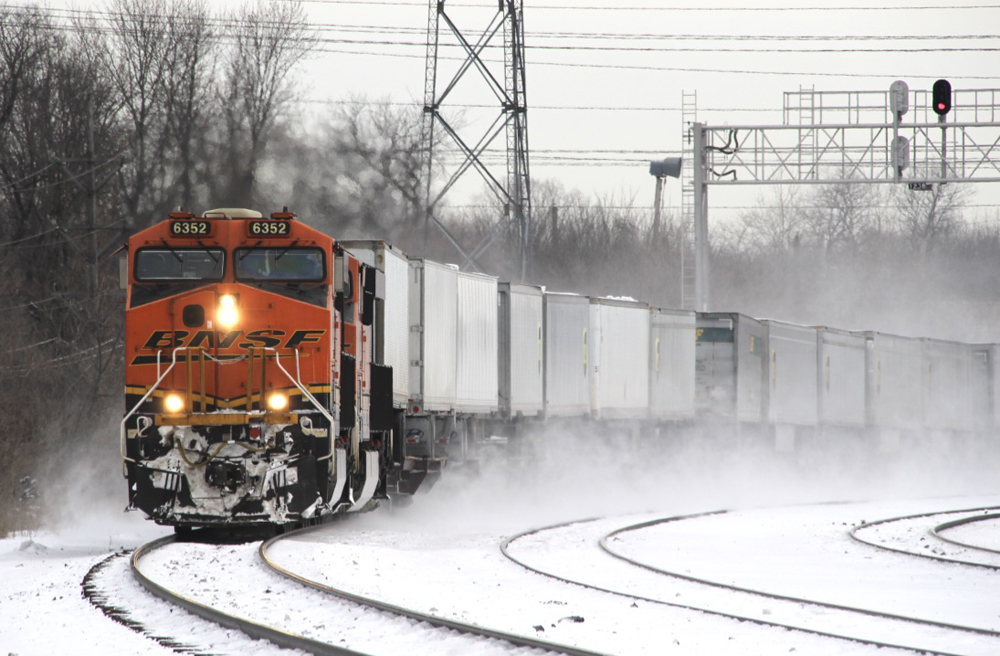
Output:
[{"left": 688, "top": 83, "right": 1000, "bottom": 312}]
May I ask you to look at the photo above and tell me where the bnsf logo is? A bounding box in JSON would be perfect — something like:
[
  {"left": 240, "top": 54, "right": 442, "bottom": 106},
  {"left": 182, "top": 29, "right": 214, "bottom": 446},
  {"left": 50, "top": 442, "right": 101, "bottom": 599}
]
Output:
[{"left": 140, "top": 329, "right": 325, "bottom": 351}]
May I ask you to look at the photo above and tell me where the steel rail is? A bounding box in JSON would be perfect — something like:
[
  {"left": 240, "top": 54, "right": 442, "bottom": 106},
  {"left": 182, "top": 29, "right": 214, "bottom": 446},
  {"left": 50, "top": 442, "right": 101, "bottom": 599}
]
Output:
[
  {"left": 131, "top": 534, "right": 366, "bottom": 656},
  {"left": 500, "top": 513, "right": 988, "bottom": 656},
  {"left": 850, "top": 505, "right": 1000, "bottom": 570},
  {"left": 82, "top": 550, "right": 211, "bottom": 655},
  {"left": 260, "top": 522, "right": 602, "bottom": 656},
  {"left": 605, "top": 512, "right": 1000, "bottom": 638},
  {"left": 931, "top": 513, "right": 1000, "bottom": 555}
]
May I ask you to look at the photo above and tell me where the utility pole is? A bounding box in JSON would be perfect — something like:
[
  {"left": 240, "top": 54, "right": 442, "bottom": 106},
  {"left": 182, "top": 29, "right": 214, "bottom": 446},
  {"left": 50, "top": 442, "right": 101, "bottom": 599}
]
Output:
[
  {"left": 680, "top": 91, "right": 698, "bottom": 310},
  {"left": 87, "top": 103, "right": 98, "bottom": 300},
  {"left": 691, "top": 123, "right": 709, "bottom": 312}
]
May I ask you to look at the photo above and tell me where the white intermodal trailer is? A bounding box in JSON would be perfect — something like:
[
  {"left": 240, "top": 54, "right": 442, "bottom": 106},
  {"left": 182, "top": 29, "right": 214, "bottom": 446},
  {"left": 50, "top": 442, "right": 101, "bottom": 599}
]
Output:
[
  {"left": 816, "top": 326, "right": 867, "bottom": 438},
  {"left": 648, "top": 308, "right": 696, "bottom": 422},
  {"left": 408, "top": 259, "right": 458, "bottom": 415},
  {"left": 922, "top": 338, "right": 975, "bottom": 438},
  {"left": 971, "top": 345, "right": 995, "bottom": 436},
  {"left": 763, "top": 320, "right": 819, "bottom": 451},
  {"left": 404, "top": 258, "right": 458, "bottom": 473},
  {"left": 498, "top": 283, "right": 544, "bottom": 420},
  {"left": 455, "top": 270, "right": 499, "bottom": 416},
  {"left": 543, "top": 292, "right": 592, "bottom": 418},
  {"left": 862, "top": 331, "right": 924, "bottom": 450},
  {"left": 588, "top": 297, "right": 650, "bottom": 420}
]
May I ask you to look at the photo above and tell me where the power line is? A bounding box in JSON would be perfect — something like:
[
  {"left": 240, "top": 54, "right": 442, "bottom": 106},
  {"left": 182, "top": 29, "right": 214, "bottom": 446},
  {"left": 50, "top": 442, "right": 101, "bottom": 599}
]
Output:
[
  {"left": 441, "top": 203, "right": 1000, "bottom": 210},
  {"left": 0, "top": 296, "right": 64, "bottom": 313},
  {"left": 0, "top": 162, "right": 58, "bottom": 190},
  {"left": 295, "top": 36, "right": 1000, "bottom": 53},
  {"left": 276, "top": 0, "right": 1000, "bottom": 10},
  {"left": 0, "top": 228, "right": 61, "bottom": 248},
  {"left": 21, "top": 8, "right": 996, "bottom": 54},
  {"left": 15, "top": 5, "right": 997, "bottom": 43},
  {"left": 300, "top": 98, "right": 779, "bottom": 112},
  {"left": 299, "top": 45, "right": 1000, "bottom": 80},
  {"left": 11, "top": 6, "right": 999, "bottom": 79},
  {"left": 7, "top": 154, "right": 127, "bottom": 195}
]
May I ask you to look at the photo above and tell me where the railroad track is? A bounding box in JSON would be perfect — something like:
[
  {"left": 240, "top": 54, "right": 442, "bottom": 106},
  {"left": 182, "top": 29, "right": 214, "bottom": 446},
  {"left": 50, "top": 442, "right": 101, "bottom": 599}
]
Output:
[
  {"left": 87, "top": 527, "right": 602, "bottom": 656},
  {"left": 501, "top": 511, "right": 1000, "bottom": 656},
  {"left": 850, "top": 506, "right": 1000, "bottom": 567},
  {"left": 259, "top": 523, "right": 602, "bottom": 656},
  {"left": 931, "top": 512, "right": 1000, "bottom": 555}
]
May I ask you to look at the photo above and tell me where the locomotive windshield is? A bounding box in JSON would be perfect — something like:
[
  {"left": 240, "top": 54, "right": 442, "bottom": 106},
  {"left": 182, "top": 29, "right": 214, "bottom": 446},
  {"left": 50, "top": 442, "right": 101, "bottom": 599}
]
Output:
[
  {"left": 134, "top": 248, "right": 225, "bottom": 281},
  {"left": 235, "top": 247, "right": 325, "bottom": 282}
]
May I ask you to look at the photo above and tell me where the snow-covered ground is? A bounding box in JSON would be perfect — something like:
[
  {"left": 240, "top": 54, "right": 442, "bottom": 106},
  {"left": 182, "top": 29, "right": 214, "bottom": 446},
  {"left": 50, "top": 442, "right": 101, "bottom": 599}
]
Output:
[{"left": 3, "top": 438, "right": 1000, "bottom": 655}]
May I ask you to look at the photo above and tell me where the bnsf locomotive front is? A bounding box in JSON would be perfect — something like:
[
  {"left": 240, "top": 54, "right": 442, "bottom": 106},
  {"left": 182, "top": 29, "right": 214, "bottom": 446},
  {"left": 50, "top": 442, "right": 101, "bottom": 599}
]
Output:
[{"left": 121, "top": 208, "right": 392, "bottom": 528}]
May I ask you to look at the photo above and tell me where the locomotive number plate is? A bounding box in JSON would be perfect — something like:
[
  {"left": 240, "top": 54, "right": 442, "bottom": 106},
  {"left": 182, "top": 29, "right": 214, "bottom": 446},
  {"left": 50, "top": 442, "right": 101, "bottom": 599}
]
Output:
[
  {"left": 169, "top": 220, "right": 212, "bottom": 237},
  {"left": 247, "top": 219, "right": 292, "bottom": 237}
]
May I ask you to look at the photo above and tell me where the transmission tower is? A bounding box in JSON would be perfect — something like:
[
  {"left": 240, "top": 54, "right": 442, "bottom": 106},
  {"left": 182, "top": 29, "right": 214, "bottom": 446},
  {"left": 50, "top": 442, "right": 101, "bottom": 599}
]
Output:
[{"left": 422, "top": 0, "right": 533, "bottom": 280}]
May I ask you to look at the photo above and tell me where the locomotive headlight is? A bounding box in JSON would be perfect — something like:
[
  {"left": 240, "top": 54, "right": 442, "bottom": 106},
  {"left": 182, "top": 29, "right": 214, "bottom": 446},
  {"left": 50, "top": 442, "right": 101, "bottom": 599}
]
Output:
[
  {"left": 217, "top": 294, "right": 239, "bottom": 329},
  {"left": 164, "top": 393, "right": 184, "bottom": 414},
  {"left": 267, "top": 393, "right": 288, "bottom": 411}
]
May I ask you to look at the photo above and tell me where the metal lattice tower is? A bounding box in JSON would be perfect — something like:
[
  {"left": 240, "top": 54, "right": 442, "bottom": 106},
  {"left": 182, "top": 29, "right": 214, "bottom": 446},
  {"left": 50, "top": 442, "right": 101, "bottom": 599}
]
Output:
[
  {"left": 422, "top": 0, "right": 533, "bottom": 280},
  {"left": 679, "top": 90, "right": 697, "bottom": 310}
]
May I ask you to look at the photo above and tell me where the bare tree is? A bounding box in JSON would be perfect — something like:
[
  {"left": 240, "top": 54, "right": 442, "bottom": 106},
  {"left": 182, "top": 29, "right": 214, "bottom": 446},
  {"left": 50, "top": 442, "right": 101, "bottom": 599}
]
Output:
[
  {"left": 0, "top": 8, "right": 126, "bottom": 534},
  {"left": 332, "top": 100, "right": 427, "bottom": 231},
  {"left": 160, "top": 0, "right": 218, "bottom": 209},
  {"left": 891, "top": 182, "right": 971, "bottom": 257},
  {"left": 220, "top": 0, "right": 310, "bottom": 205},
  {"left": 804, "top": 179, "right": 881, "bottom": 254},
  {"left": 92, "top": 0, "right": 173, "bottom": 228},
  {"left": 733, "top": 186, "right": 805, "bottom": 255},
  {"left": 0, "top": 6, "right": 48, "bottom": 136}
]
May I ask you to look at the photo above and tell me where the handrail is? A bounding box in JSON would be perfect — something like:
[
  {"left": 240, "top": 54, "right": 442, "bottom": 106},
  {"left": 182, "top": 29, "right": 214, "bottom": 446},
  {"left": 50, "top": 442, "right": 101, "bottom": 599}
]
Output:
[
  {"left": 121, "top": 346, "right": 336, "bottom": 465},
  {"left": 264, "top": 346, "right": 336, "bottom": 460},
  {"left": 121, "top": 346, "right": 185, "bottom": 464}
]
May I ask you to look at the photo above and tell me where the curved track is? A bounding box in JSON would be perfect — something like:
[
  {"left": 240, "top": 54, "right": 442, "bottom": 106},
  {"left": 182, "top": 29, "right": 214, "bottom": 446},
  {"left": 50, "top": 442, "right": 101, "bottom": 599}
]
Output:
[
  {"left": 260, "top": 524, "right": 602, "bottom": 656},
  {"left": 850, "top": 505, "right": 1000, "bottom": 568},
  {"left": 116, "top": 528, "right": 600, "bottom": 656},
  {"left": 501, "top": 511, "right": 1000, "bottom": 656},
  {"left": 131, "top": 534, "right": 361, "bottom": 656},
  {"left": 82, "top": 549, "right": 211, "bottom": 655},
  {"left": 931, "top": 513, "right": 1000, "bottom": 555}
]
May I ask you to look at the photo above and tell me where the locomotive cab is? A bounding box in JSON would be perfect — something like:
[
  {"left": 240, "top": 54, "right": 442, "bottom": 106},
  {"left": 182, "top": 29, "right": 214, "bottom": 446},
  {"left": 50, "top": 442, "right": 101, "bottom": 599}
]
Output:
[{"left": 121, "top": 208, "right": 392, "bottom": 528}]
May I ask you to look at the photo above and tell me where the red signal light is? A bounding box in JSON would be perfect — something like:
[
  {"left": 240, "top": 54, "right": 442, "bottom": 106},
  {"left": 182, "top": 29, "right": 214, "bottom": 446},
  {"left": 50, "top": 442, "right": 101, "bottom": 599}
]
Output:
[{"left": 932, "top": 79, "right": 951, "bottom": 116}]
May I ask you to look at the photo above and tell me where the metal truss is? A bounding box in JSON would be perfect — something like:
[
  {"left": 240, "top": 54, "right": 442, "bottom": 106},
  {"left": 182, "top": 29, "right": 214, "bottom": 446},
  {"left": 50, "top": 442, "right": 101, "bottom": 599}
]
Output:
[
  {"left": 689, "top": 87, "right": 1000, "bottom": 312},
  {"left": 701, "top": 120, "right": 1000, "bottom": 186},
  {"left": 422, "top": 0, "right": 532, "bottom": 278}
]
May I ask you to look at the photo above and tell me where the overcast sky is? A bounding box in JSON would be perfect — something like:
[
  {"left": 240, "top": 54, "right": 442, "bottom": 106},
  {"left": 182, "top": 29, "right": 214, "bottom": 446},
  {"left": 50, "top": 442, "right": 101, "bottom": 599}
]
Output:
[
  {"left": 40, "top": 0, "right": 1000, "bottom": 224},
  {"left": 284, "top": 0, "right": 1000, "bottom": 224}
]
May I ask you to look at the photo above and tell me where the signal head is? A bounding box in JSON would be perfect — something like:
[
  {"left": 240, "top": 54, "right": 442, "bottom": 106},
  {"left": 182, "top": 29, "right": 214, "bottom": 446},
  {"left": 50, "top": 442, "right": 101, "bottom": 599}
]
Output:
[{"left": 932, "top": 79, "right": 952, "bottom": 116}]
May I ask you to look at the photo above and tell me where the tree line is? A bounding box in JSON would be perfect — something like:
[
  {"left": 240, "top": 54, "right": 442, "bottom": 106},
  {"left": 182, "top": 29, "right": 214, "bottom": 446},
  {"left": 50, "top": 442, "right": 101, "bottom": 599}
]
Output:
[
  {"left": 2, "top": 0, "right": 999, "bottom": 533},
  {"left": 0, "top": 0, "right": 312, "bottom": 533}
]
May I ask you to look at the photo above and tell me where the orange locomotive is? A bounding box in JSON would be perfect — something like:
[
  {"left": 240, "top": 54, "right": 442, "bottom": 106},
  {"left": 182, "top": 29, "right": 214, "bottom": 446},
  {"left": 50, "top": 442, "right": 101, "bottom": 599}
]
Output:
[{"left": 121, "top": 208, "right": 393, "bottom": 528}]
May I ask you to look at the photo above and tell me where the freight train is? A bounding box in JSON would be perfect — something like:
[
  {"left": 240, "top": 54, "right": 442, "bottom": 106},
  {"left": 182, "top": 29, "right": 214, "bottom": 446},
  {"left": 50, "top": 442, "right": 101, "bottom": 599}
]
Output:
[{"left": 121, "top": 208, "right": 998, "bottom": 529}]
